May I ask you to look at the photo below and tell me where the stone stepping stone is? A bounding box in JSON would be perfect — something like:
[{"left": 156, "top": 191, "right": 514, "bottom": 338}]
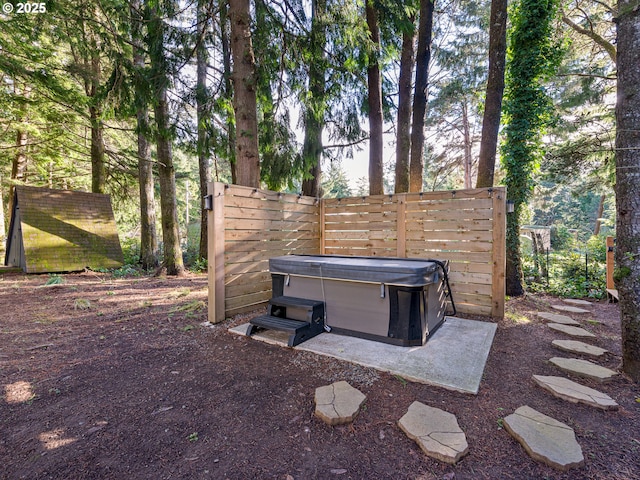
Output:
[
  {"left": 549, "top": 357, "right": 618, "bottom": 382},
  {"left": 563, "top": 299, "right": 592, "bottom": 307},
  {"left": 538, "top": 312, "right": 580, "bottom": 326},
  {"left": 532, "top": 375, "right": 618, "bottom": 410},
  {"left": 552, "top": 340, "right": 607, "bottom": 357},
  {"left": 547, "top": 323, "right": 596, "bottom": 338},
  {"left": 398, "top": 401, "right": 468, "bottom": 464},
  {"left": 550, "top": 304, "right": 590, "bottom": 314},
  {"left": 504, "top": 405, "right": 584, "bottom": 471},
  {"left": 314, "top": 381, "right": 366, "bottom": 425}
]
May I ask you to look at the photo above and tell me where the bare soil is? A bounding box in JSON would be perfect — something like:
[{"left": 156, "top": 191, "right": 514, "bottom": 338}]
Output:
[{"left": 0, "top": 271, "right": 638, "bottom": 480}]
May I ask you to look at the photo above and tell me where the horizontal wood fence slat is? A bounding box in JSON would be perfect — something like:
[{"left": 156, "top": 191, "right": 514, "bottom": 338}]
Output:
[{"left": 208, "top": 182, "right": 506, "bottom": 323}]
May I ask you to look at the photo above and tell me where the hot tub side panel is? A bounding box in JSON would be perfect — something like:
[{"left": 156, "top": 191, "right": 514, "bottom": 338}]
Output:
[
  {"left": 272, "top": 273, "right": 447, "bottom": 346},
  {"left": 276, "top": 275, "right": 391, "bottom": 338}
]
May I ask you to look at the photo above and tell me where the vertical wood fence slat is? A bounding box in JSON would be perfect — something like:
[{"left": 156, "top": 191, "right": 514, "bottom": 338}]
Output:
[
  {"left": 491, "top": 187, "right": 507, "bottom": 318},
  {"left": 397, "top": 193, "right": 407, "bottom": 257},
  {"left": 606, "top": 236, "right": 615, "bottom": 290},
  {"left": 207, "top": 182, "right": 226, "bottom": 323},
  {"left": 320, "top": 199, "right": 326, "bottom": 254}
]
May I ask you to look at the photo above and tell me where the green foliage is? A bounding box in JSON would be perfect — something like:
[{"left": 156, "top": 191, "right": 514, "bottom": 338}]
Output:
[
  {"left": 120, "top": 237, "right": 141, "bottom": 266},
  {"left": 501, "top": 0, "right": 563, "bottom": 292},
  {"left": 112, "top": 265, "right": 141, "bottom": 278},
  {"left": 502, "top": 0, "right": 564, "bottom": 206},
  {"left": 524, "top": 234, "right": 607, "bottom": 298},
  {"left": 321, "top": 162, "right": 353, "bottom": 198},
  {"left": 44, "top": 274, "right": 63, "bottom": 286},
  {"left": 423, "top": 0, "right": 490, "bottom": 188},
  {"left": 531, "top": 184, "right": 615, "bottom": 243}
]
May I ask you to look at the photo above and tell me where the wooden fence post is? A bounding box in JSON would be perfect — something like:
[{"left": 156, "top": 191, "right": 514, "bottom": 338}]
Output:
[
  {"left": 491, "top": 188, "right": 506, "bottom": 318},
  {"left": 207, "top": 182, "right": 226, "bottom": 323},
  {"left": 397, "top": 194, "right": 407, "bottom": 258},
  {"left": 605, "top": 236, "right": 618, "bottom": 302},
  {"left": 319, "top": 198, "right": 326, "bottom": 255},
  {"left": 606, "top": 236, "right": 615, "bottom": 290}
]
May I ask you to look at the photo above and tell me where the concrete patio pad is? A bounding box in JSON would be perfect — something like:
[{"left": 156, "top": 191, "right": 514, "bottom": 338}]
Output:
[{"left": 230, "top": 317, "right": 497, "bottom": 395}]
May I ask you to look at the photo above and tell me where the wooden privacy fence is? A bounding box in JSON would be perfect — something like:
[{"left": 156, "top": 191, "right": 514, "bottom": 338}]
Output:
[{"left": 207, "top": 182, "right": 506, "bottom": 323}]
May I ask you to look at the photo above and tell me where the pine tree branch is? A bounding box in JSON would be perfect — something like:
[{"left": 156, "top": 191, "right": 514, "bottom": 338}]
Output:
[
  {"left": 561, "top": 14, "right": 617, "bottom": 64},
  {"left": 555, "top": 72, "right": 616, "bottom": 80},
  {"left": 323, "top": 137, "right": 369, "bottom": 150}
]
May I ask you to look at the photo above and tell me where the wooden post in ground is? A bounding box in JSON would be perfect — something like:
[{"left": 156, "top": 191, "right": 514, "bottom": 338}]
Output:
[
  {"left": 606, "top": 236, "right": 618, "bottom": 302},
  {"left": 396, "top": 194, "right": 407, "bottom": 258},
  {"left": 491, "top": 187, "right": 507, "bottom": 318},
  {"left": 319, "top": 198, "right": 326, "bottom": 255},
  {"left": 207, "top": 182, "right": 226, "bottom": 323}
]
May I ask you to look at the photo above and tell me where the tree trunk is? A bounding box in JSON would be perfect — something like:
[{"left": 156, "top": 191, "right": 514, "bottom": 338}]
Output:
[
  {"left": 301, "top": 0, "right": 326, "bottom": 198},
  {"left": 462, "top": 100, "right": 473, "bottom": 189},
  {"left": 154, "top": 88, "right": 184, "bottom": 275},
  {"left": 8, "top": 83, "right": 30, "bottom": 216},
  {"left": 506, "top": 205, "right": 525, "bottom": 296},
  {"left": 536, "top": 232, "right": 548, "bottom": 279},
  {"left": 89, "top": 104, "right": 106, "bottom": 194},
  {"left": 197, "top": 0, "right": 211, "bottom": 260},
  {"left": 366, "top": 1, "right": 384, "bottom": 196},
  {"left": 594, "top": 193, "right": 605, "bottom": 236},
  {"left": 229, "top": 0, "right": 260, "bottom": 188},
  {"left": 0, "top": 174, "right": 6, "bottom": 260},
  {"left": 531, "top": 231, "right": 541, "bottom": 281},
  {"left": 409, "top": 0, "right": 435, "bottom": 193},
  {"left": 148, "top": 3, "right": 184, "bottom": 276},
  {"left": 8, "top": 129, "right": 28, "bottom": 216},
  {"left": 136, "top": 108, "right": 159, "bottom": 270},
  {"left": 220, "top": 0, "right": 237, "bottom": 184},
  {"left": 131, "top": 0, "right": 158, "bottom": 270},
  {"left": 615, "top": 0, "right": 640, "bottom": 382},
  {"left": 476, "top": 0, "right": 507, "bottom": 188},
  {"left": 88, "top": 32, "right": 106, "bottom": 194},
  {"left": 502, "top": 0, "right": 559, "bottom": 296},
  {"left": 395, "top": 20, "right": 415, "bottom": 193}
]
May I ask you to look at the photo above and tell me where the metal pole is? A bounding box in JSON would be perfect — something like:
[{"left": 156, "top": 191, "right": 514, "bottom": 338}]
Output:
[
  {"left": 546, "top": 248, "right": 549, "bottom": 286},
  {"left": 585, "top": 251, "right": 589, "bottom": 284}
]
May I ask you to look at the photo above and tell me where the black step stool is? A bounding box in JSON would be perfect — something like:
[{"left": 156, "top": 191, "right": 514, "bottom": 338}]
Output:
[{"left": 246, "top": 296, "right": 325, "bottom": 347}]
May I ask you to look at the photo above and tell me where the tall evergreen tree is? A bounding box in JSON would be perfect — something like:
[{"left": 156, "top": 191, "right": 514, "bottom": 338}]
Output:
[
  {"left": 147, "top": 0, "right": 184, "bottom": 275},
  {"left": 394, "top": 14, "right": 416, "bottom": 193},
  {"left": 196, "top": 0, "right": 211, "bottom": 260},
  {"left": 253, "top": 0, "right": 304, "bottom": 191},
  {"left": 501, "top": 0, "right": 561, "bottom": 295},
  {"left": 476, "top": 0, "right": 507, "bottom": 188},
  {"left": 409, "top": 0, "right": 435, "bottom": 192},
  {"left": 615, "top": 0, "right": 640, "bottom": 382},
  {"left": 130, "top": 0, "right": 159, "bottom": 270},
  {"left": 229, "top": 0, "right": 260, "bottom": 187},
  {"left": 301, "top": 0, "right": 327, "bottom": 197},
  {"left": 366, "top": 0, "right": 384, "bottom": 195}
]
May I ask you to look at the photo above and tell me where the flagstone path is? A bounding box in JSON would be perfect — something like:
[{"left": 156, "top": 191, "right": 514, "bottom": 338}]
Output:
[
  {"left": 547, "top": 323, "right": 596, "bottom": 338},
  {"left": 551, "top": 339, "right": 608, "bottom": 357},
  {"left": 548, "top": 357, "right": 618, "bottom": 382},
  {"left": 503, "top": 406, "right": 584, "bottom": 471},
  {"left": 316, "top": 299, "right": 620, "bottom": 472},
  {"left": 502, "top": 300, "right": 620, "bottom": 470},
  {"left": 538, "top": 312, "right": 580, "bottom": 325},
  {"left": 550, "top": 304, "right": 591, "bottom": 314}
]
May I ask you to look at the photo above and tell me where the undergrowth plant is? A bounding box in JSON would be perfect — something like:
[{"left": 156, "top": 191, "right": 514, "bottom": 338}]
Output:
[{"left": 523, "top": 234, "right": 607, "bottom": 298}]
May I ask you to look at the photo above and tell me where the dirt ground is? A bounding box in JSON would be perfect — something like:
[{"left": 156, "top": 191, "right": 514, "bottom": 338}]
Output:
[{"left": 0, "top": 270, "right": 638, "bottom": 480}]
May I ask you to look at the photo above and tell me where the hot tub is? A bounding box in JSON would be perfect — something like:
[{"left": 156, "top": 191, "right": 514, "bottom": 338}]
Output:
[{"left": 268, "top": 255, "right": 452, "bottom": 346}]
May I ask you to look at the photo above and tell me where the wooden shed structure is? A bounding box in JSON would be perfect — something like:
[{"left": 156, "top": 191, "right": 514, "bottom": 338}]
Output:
[{"left": 5, "top": 186, "right": 124, "bottom": 273}]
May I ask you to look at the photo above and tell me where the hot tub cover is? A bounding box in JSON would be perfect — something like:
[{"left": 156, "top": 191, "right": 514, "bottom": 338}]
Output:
[{"left": 269, "top": 255, "right": 443, "bottom": 287}]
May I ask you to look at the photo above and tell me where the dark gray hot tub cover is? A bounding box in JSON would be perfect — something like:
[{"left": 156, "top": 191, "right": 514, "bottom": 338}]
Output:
[{"left": 269, "top": 255, "right": 443, "bottom": 286}]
